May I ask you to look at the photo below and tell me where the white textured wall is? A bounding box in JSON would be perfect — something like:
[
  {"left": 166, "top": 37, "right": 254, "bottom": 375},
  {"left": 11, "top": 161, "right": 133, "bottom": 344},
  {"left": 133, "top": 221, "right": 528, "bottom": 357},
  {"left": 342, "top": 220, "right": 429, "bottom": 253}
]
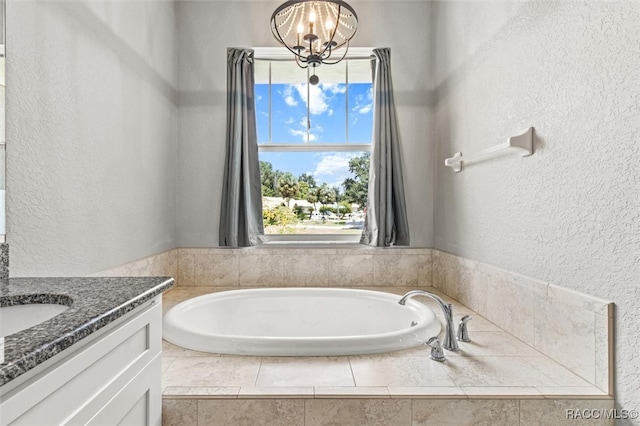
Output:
[
  {"left": 431, "top": 1, "right": 639, "bottom": 416},
  {"left": 6, "top": 1, "right": 178, "bottom": 276},
  {"left": 176, "top": 0, "right": 433, "bottom": 248}
]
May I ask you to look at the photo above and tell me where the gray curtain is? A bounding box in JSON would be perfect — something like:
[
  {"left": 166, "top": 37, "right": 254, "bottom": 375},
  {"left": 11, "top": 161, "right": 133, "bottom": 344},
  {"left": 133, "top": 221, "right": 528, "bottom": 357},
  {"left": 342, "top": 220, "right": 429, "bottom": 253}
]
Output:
[
  {"left": 219, "top": 48, "right": 264, "bottom": 247},
  {"left": 360, "top": 48, "right": 410, "bottom": 246}
]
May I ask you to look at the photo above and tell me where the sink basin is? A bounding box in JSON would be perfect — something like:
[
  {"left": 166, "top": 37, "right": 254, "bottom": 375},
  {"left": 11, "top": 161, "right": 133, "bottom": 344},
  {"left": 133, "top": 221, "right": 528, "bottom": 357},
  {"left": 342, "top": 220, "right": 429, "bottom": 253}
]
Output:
[{"left": 0, "top": 301, "right": 70, "bottom": 338}]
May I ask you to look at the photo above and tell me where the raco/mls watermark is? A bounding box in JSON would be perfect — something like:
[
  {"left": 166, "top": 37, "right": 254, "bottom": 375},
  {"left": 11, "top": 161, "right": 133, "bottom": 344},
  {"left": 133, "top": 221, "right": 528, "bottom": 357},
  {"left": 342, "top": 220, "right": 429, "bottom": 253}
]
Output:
[{"left": 566, "top": 409, "right": 639, "bottom": 420}]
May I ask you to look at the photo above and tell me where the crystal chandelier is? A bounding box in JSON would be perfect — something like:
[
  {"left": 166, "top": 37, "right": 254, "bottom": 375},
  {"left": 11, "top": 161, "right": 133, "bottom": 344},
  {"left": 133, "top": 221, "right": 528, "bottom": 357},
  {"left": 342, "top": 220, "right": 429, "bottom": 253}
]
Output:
[{"left": 270, "top": 0, "right": 358, "bottom": 83}]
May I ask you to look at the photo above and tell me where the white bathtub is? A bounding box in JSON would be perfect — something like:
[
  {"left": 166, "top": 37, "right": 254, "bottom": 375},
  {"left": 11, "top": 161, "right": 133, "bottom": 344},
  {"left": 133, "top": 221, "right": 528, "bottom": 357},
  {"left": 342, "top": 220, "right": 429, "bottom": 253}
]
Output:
[{"left": 163, "top": 288, "right": 441, "bottom": 356}]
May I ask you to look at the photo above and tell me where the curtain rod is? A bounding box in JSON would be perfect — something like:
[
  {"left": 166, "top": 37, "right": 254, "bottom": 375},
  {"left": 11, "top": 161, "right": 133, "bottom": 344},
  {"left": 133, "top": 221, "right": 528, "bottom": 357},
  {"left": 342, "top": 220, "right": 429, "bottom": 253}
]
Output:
[{"left": 254, "top": 56, "right": 375, "bottom": 62}]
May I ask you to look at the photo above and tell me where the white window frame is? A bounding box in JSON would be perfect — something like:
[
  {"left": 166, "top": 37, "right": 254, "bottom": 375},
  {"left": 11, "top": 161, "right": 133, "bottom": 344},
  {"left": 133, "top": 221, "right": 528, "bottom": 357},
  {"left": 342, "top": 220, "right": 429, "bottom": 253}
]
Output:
[{"left": 254, "top": 47, "right": 373, "bottom": 244}]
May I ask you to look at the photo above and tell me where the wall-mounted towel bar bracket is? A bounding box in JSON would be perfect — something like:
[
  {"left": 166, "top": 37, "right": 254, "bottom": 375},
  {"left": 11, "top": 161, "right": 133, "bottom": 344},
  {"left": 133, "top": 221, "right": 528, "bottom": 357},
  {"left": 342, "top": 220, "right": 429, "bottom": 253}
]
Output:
[{"left": 444, "top": 127, "right": 534, "bottom": 173}]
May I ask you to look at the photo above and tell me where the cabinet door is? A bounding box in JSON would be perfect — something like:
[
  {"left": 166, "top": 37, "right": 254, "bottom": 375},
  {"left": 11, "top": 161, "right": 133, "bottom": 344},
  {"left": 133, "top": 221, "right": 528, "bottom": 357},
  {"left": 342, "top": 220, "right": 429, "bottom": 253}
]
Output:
[
  {"left": 1, "top": 298, "right": 162, "bottom": 425},
  {"left": 87, "top": 354, "right": 162, "bottom": 426}
]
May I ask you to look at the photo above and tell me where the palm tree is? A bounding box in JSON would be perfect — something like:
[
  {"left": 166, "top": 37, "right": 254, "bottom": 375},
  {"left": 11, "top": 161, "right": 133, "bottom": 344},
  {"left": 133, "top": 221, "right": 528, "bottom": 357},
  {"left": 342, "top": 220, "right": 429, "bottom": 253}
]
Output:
[
  {"left": 317, "top": 184, "right": 336, "bottom": 217},
  {"left": 306, "top": 186, "right": 320, "bottom": 217},
  {"left": 278, "top": 174, "right": 299, "bottom": 208}
]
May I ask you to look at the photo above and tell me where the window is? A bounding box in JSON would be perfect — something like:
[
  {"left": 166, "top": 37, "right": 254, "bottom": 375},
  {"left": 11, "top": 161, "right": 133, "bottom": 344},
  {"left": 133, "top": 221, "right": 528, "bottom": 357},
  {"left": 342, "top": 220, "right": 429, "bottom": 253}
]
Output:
[{"left": 254, "top": 48, "right": 373, "bottom": 241}]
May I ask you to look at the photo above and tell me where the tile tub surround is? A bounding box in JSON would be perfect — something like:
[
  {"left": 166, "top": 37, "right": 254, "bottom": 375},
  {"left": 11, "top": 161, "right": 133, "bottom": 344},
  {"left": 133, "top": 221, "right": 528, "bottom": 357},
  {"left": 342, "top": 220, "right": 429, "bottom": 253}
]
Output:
[
  {"left": 176, "top": 247, "right": 432, "bottom": 288},
  {"left": 170, "top": 246, "right": 612, "bottom": 394},
  {"left": 432, "top": 250, "right": 614, "bottom": 394},
  {"left": 161, "top": 286, "right": 612, "bottom": 425},
  {"left": 0, "top": 276, "right": 174, "bottom": 386},
  {"left": 92, "top": 249, "right": 179, "bottom": 284}
]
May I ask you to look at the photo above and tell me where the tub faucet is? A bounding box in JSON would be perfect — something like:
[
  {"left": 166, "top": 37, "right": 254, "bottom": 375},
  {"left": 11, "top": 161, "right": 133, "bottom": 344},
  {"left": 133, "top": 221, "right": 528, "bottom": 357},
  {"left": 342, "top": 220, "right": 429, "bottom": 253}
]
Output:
[
  {"left": 398, "top": 290, "right": 459, "bottom": 352},
  {"left": 426, "top": 336, "right": 446, "bottom": 362},
  {"left": 457, "top": 315, "right": 472, "bottom": 342}
]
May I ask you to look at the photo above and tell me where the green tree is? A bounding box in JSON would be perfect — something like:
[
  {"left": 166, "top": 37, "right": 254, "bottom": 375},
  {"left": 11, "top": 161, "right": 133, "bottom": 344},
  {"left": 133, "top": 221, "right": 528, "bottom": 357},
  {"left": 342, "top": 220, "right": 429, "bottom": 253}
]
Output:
[
  {"left": 260, "top": 161, "right": 278, "bottom": 197},
  {"left": 332, "top": 186, "right": 343, "bottom": 202},
  {"left": 277, "top": 173, "right": 299, "bottom": 207},
  {"left": 338, "top": 200, "right": 352, "bottom": 218},
  {"left": 342, "top": 153, "right": 370, "bottom": 208},
  {"left": 317, "top": 183, "right": 336, "bottom": 216},
  {"left": 292, "top": 203, "right": 311, "bottom": 221},
  {"left": 299, "top": 173, "right": 317, "bottom": 188},
  {"left": 297, "top": 181, "right": 310, "bottom": 200},
  {"left": 306, "top": 186, "right": 320, "bottom": 216}
]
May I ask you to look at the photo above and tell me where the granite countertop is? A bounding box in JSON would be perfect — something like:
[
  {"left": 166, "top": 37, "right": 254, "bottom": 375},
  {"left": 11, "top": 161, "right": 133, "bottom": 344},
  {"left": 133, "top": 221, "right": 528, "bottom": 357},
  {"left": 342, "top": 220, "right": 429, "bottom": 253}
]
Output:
[{"left": 0, "top": 276, "right": 174, "bottom": 387}]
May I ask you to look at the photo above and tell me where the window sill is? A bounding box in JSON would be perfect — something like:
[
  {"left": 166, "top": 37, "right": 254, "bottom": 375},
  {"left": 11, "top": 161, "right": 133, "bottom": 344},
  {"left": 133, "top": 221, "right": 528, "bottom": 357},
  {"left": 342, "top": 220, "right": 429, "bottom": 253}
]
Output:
[{"left": 260, "top": 234, "right": 361, "bottom": 247}]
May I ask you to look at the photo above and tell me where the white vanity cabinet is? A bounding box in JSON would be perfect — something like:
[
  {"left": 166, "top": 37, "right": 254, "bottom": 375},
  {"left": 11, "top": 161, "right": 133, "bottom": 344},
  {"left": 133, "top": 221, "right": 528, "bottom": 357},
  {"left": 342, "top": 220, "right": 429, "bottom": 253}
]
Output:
[{"left": 0, "top": 296, "right": 163, "bottom": 425}]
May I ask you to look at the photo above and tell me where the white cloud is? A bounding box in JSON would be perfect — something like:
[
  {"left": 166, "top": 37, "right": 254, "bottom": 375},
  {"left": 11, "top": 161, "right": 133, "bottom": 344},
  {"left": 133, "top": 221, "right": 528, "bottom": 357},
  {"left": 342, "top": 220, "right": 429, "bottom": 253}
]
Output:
[
  {"left": 293, "top": 83, "right": 345, "bottom": 116},
  {"left": 282, "top": 86, "right": 298, "bottom": 107},
  {"left": 323, "top": 83, "right": 347, "bottom": 95},
  {"left": 312, "top": 153, "right": 358, "bottom": 187},
  {"left": 353, "top": 87, "right": 374, "bottom": 115},
  {"left": 289, "top": 128, "right": 317, "bottom": 142},
  {"left": 358, "top": 104, "right": 372, "bottom": 114},
  {"left": 294, "top": 84, "right": 328, "bottom": 115}
]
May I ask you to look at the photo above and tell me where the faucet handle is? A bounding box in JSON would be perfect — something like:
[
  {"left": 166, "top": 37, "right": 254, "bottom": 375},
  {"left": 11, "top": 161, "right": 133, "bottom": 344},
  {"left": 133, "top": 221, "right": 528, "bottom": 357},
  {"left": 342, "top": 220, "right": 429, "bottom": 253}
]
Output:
[
  {"left": 457, "top": 315, "right": 472, "bottom": 342},
  {"left": 426, "top": 336, "right": 446, "bottom": 362}
]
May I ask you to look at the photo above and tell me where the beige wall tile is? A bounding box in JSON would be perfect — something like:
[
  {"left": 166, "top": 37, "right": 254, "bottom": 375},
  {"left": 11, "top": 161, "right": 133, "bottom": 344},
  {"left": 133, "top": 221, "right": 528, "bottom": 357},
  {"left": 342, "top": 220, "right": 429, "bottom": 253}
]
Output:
[
  {"left": 305, "top": 399, "right": 412, "bottom": 426},
  {"left": 198, "top": 399, "right": 305, "bottom": 426},
  {"left": 194, "top": 253, "right": 239, "bottom": 286},
  {"left": 547, "top": 284, "right": 612, "bottom": 314},
  {"left": 373, "top": 254, "right": 419, "bottom": 287},
  {"left": 468, "top": 270, "right": 488, "bottom": 317},
  {"left": 175, "top": 248, "right": 434, "bottom": 288},
  {"left": 520, "top": 399, "right": 614, "bottom": 426},
  {"left": 177, "top": 251, "right": 194, "bottom": 286},
  {"left": 432, "top": 251, "right": 460, "bottom": 297},
  {"left": 483, "top": 265, "right": 538, "bottom": 346},
  {"left": 594, "top": 313, "right": 611, "bottom": 393},
  {"left": 327, "top": 254, "right": 374, "bottom": 286},
  {"left": 534, "top": 297, "right": 596, "bottom": 383},
  {"left": 162, "top": 399, "right": 197, "bottom": 426},
  {"left": 238, "top": 254, "right": 285, "bottom": 286},
  {"left": 417, "top": 251, "right": 433, "bottom": 287},
  {"left": 281, "top": 254, "right": 329, "bottom": 286},
  {"left": 93, "top": 249, "right": 178, "bottom": 280},
  {"left": 412, "top": 399, "right": 519, "bottom": 426}
]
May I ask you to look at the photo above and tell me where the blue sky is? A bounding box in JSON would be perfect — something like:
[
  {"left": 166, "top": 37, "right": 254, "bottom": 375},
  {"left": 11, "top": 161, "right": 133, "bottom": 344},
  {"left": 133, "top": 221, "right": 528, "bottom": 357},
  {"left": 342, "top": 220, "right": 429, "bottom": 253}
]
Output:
[{"left": 255, "top": 78, "right": 373, "bottom": 189}]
